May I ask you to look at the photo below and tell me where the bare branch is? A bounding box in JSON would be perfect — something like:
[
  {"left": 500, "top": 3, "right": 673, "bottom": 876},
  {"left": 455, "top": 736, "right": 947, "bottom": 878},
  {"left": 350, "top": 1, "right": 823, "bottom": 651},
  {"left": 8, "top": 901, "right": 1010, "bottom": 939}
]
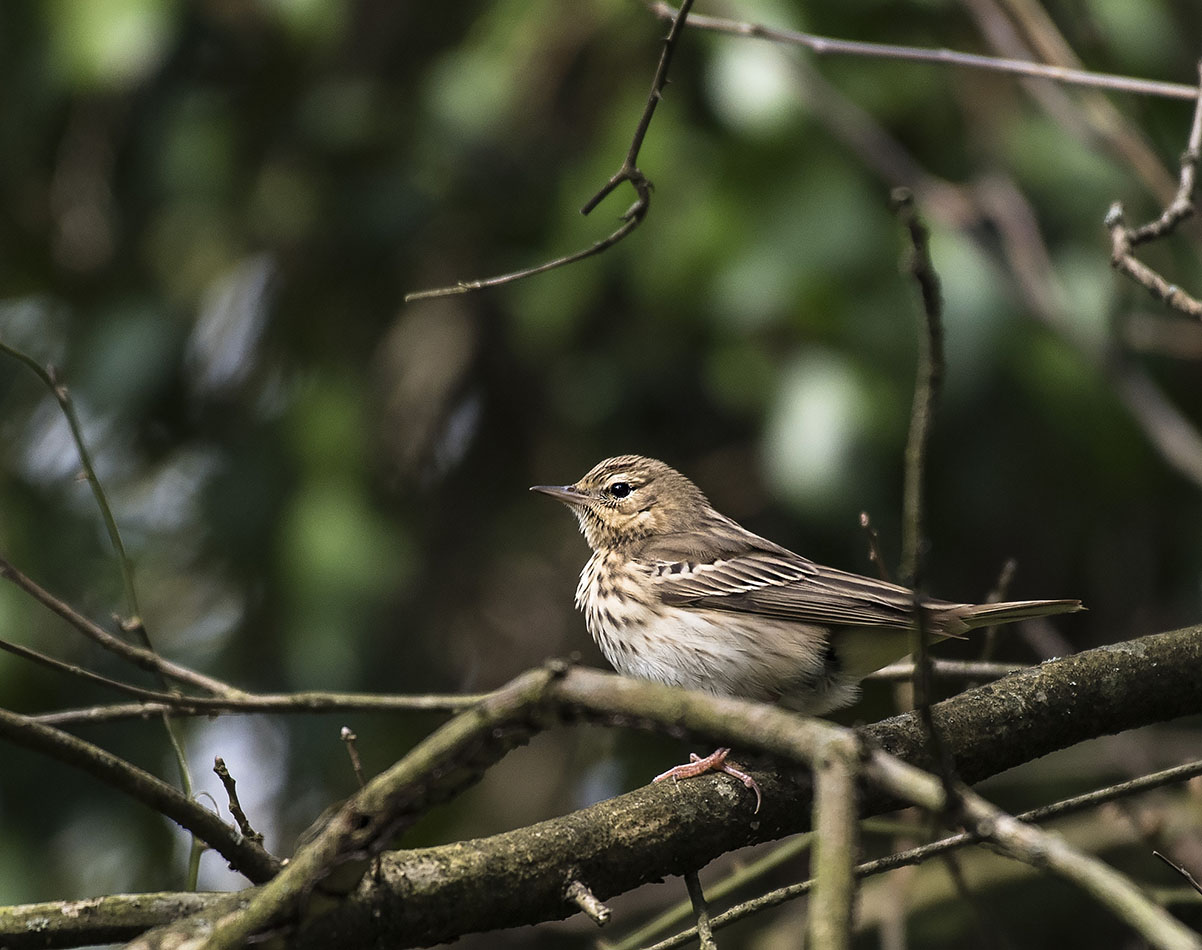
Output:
[
  {"left": 0, "top": 636, "right": 187, "bottom": 704},
  {"left": 682, "top": 871, "right": 718, "bottom": 950},
  {"left": 892, "top": 189, "right": 958, "bottom": 806},
  {"left": 637, "top": 759, "right": 1202, "bottom": 949},
  {"left": 0, "top": 555, "right": 242, "bottom": 698},
  {"left": 1154, "top": 851, "right": 1202, "bottom": 897},
  {"left": 893, "top": 188, "right": 945, "bottom": 585},
  {"left": 122, "top": 626, "right": 1202, "bottom": 949},
  {"left": 405, "top": 0, "right": 696, "bottom": 302},
  {"left": 1108, "top": 205, "right": 1202, "bottom": 318},
  {"left": 0, "top": 707, "right": 281, "bottom": 884},
  {"left": 565, "top": 879, "right": 611, "bottom": 926},
  {"left": 867, "top": 659, "right": 1026, "bottom": 682},
  {"left": 866, "top": 755, "right": 1202, "bottom": 950},
  {"left": 0, "top": 344, "right": 140, "bottom": 618},
  {"left": 645, "top": 2, "right": 1198, "bottom": 101},
  {"left": 214, "top": 757, "right": 263, "bottom": 844},
  {"left": 858, "top": 511, "right": 893, "bottom": 583},
  {"left": 0, "top": 892, "right": 250, "bottom": 950},
  {"left": 9, "top": 630, "right": 1202, "bottom": 949},
  {"left": 30, "top": 689, "right": 490, "bottom": 727},
  {"left": 1107, "top": 61, "right": 1202, "bottom": 319},
  {"left": 341, "top": 727, "right": 366, "bottom": 788},
  {"left": 808, "top": 735, "right": 860, "bottom": 950}
]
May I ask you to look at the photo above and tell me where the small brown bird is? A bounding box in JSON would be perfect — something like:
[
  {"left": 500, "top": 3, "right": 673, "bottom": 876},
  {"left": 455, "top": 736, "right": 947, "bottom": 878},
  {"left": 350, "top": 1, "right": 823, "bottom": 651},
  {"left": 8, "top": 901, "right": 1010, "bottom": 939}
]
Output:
[{"left": 533, "top": 455, "right": 1082, "bottom": 800}]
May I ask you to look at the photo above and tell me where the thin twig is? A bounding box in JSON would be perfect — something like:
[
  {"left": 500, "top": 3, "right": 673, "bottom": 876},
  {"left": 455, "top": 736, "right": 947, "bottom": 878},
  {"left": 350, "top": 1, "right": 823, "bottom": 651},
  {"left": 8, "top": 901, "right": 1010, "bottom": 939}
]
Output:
[
  {"left": 953, "top": 782, "right": 1201, "bottom": 950},
  {"left": 892, "top": 190, "right": 957, "bottom": 808},
  {"left": 1154, "top": 852, "right": 1202, "bottom": 897},
  {"left": 214, "top": 757, "right": 263, "bottom": 843},
  {"left": 1108, "top": 205, "right": 1202, "bottom": 318},
  {"left": 30, "top": 689, "right": 491, "bottom": 726},
  {"left": 983, "top": 0, "right": 1178, "bottom": 205},
  {"left": 0, "top": 554, "right": 241, "bottom": 698},
  {"left": 865, "top": 756, "right": 1200, "bottom": 950},
  {"left": 0, "top": 343, "right": 140, "bottom": 618},
  {"left": 0, "top": 706, "right": 280, "bottom": 883},
  {"left": 867, "top": 659, "right": 1025, "bottom": 682},
  {"left": 859, "top": 511, "right": 893, "bottom": 583},
  {"left": 0, "top": 636, "right": 194, "bottom": 703},
  {"left": 603, "top": 835, "right": 813, "bottom": 950},
  {"left": 683, "top": 871, "right": 718, "bottom": 950},
  {"left": 0, "top": 341, "right": 199, "bottom": 852},
  {"left": 644, "top": 2, "right": 1198, "bottom": 101},
  {"left": 405, "top": 0, "right": 695, "bottom": 302},
  {"left": 1107, "top": 61, "right": 1202, "bottom": 319},
  {"left": 894, "top": 188, "right": 944, "bottom": 584},
  {"left": 566, "top": 879, "right": 611, "bottom": 926},
  {"left": 341, "top": 727, "right": 366, "bottom": 788},
  {"left": 909, "top": 599, "right": 959, "bottom": 805}
]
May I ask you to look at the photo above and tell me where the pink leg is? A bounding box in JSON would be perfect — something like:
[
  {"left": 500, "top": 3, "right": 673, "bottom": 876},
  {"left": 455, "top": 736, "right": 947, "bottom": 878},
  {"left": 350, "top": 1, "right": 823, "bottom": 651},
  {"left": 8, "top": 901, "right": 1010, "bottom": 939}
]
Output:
[{"left": 654, "top": 747, "right": 762, "bottom": 813}]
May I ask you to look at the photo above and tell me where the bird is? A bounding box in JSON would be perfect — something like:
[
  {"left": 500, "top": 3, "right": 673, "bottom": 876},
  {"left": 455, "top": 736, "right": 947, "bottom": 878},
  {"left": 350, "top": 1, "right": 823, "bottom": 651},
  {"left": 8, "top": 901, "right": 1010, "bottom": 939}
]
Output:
[{"left": 531, "top": 454, "right": 1082, "bottom": 806}]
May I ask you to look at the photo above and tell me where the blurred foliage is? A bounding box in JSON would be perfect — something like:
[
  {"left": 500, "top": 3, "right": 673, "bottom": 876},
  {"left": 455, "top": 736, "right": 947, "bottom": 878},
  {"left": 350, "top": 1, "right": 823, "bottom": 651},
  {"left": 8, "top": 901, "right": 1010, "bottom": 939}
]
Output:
[{"left": 1, "top": 0, "right": 1201, "bottom": 946}]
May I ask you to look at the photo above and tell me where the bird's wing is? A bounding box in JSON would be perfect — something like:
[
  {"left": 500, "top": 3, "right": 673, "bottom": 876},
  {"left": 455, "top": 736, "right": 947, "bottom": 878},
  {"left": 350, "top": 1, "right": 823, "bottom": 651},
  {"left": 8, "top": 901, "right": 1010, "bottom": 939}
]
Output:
[{"left": 651, "top": 550, "right": 949, "bottom": 629}]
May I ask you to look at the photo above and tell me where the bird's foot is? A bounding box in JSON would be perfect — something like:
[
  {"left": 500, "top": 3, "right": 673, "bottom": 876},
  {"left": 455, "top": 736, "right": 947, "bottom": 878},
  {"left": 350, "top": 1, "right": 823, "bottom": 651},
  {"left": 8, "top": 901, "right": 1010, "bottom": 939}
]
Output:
[{"left": 653, "top": 747, "right": 762, "bottom": 813}]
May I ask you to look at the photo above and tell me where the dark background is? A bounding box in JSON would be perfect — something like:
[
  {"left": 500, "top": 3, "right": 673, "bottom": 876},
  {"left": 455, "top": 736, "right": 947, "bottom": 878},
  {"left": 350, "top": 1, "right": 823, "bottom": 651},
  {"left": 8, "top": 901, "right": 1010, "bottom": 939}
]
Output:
[{"left": 1, "top": 1, "right": 1200, "bottom": 946}]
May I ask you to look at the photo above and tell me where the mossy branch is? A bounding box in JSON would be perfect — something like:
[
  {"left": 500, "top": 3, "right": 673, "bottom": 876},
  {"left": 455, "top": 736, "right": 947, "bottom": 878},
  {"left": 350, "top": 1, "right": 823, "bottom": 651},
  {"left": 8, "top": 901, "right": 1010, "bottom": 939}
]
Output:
[{"left": 3, "top": 625, "right": 1191, "bottom": 950}]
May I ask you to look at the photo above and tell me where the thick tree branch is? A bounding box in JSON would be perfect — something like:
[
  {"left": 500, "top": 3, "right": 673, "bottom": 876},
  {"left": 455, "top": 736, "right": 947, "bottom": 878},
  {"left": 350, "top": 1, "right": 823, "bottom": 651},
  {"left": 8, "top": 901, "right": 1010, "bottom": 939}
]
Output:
[
  {"left": 0, "top": 893, "right": 249, "bottom": 950},
  {"left": 74, "top": 624, "right": 1200, "bottom": 949}
]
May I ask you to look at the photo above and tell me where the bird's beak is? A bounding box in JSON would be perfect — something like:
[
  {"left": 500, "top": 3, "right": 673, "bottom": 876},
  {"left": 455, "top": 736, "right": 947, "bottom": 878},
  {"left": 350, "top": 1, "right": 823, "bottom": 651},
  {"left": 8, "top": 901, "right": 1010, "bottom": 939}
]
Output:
[{"left": 530, "top": 483, "right": 586, "bottom": 506}]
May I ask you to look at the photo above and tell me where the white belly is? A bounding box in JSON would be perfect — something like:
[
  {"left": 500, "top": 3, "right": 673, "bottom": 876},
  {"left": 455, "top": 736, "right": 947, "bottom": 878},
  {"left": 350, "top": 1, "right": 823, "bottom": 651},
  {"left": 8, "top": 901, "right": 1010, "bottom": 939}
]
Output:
[{"left": 574, "top": 553, "right": 853, "bottom": 712}]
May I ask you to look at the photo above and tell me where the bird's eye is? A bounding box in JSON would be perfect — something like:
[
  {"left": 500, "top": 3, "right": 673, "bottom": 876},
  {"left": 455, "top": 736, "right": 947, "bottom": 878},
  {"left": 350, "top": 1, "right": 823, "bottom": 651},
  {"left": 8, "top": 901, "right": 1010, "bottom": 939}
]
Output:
[{"left": 608, "top": 481, "right": 632, "bottom": 498}]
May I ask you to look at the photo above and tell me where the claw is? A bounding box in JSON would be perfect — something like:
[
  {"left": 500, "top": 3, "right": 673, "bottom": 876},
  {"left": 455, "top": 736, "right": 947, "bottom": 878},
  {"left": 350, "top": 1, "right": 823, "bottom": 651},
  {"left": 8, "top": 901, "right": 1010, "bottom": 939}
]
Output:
[{"left": 654, "top": 747, "right": 762, "bottom": 813}]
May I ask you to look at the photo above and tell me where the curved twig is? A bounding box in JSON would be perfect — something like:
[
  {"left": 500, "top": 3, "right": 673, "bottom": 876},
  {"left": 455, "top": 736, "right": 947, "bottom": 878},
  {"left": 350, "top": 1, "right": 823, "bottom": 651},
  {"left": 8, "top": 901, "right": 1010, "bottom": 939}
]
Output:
[
  {"left": 1105, "top": 61, "right": 1202, "bottom": 318},
  {"left": 405, "top": 0, "right": 695, "bottom": 302}
]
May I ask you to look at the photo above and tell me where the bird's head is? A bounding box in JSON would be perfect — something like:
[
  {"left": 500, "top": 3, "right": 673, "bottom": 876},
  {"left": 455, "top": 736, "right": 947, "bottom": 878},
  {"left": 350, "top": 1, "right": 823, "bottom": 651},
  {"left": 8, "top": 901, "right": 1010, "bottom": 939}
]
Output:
[{"left": 531, "top": 455, "right": 709, "bottom": 551}]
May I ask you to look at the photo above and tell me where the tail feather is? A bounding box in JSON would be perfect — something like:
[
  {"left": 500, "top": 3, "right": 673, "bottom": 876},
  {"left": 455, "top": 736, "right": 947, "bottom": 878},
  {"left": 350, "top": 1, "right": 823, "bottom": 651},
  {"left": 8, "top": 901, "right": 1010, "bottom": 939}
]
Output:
[
  {"left": 956, "top": 598, "right": 1084, "bottom": 633},
  {"left": 834, "top": 597, "right": 1082, "bottom": 680}
]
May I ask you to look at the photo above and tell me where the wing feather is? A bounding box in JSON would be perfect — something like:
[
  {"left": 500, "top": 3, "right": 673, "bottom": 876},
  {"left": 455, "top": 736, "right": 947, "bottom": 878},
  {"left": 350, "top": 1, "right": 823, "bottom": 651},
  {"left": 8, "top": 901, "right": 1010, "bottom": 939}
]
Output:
[
  {"left": 653, "top": 551, "right": 959, "bottom": 629},
  {"left": 636, "top": 519, "right": 964, "bottom": 629}
]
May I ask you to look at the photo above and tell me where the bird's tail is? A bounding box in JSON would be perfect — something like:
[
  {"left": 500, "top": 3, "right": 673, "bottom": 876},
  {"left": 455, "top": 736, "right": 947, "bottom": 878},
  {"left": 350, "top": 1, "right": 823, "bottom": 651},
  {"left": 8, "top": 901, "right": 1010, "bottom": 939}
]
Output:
[
  {"left": 834, "top": 597, "right": 1082, "bottom": 681},
  {"left": 957, "top": 598, "right": 1084, "bottom": 633}
]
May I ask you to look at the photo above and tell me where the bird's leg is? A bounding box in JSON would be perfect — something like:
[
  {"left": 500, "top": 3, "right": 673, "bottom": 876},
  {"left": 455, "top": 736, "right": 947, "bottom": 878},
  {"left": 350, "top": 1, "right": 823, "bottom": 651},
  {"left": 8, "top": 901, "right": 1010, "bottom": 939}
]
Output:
[{"left": 654, "top": 747, "right": 762, "bottom": 813}]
